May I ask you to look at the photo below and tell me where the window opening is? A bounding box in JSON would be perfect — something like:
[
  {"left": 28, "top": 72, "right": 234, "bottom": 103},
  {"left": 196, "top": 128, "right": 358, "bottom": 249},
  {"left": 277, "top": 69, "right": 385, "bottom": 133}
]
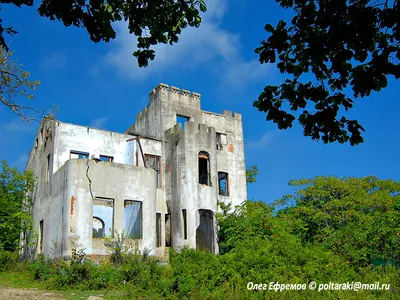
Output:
[
  {"left": 39, "top": 219, "right": 44, "bottom": 253},
  {"left": 177, "top": 115, "right": 190, "bottom": 129},
  {"left": 218, "top": 172, "right": 229, "bottom": 196},
  {"left": 198, "top": 152, "right": 210, "bottom": 185},
  {"left": 182, "top": 209, "right": 187, "bottom": 240},
  {"left": 196, "top": 210, "right": 214, "bottom": 252},
  {"left": 70, "top": 151, "right": 89, "bottom": 159},
  {"left": 124, "top": 200, "right": 142, "bottom": 239},
  {"left": 100, "top": 155, "right": 114, "bottom": 162},
  {"left": 44, "top": 129, "right": 50, "bottom": 148},
  {"left": 93, "top": 198, "right": 114, "bottom": 238},
  {"left": 46, "top": 154, "right": 50, "bottom": 182},
  {"left": 145, "top": 154, "right": 161, "bottom": 188},
  {"left": 156, "top": 213, "right": 161, "bottom": 247}
]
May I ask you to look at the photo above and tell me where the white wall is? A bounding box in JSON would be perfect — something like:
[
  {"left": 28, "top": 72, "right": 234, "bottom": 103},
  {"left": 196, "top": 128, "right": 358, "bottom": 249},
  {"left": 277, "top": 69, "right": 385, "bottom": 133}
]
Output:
[{"left": 53, "top": 122, "right": 137, "bottom": 174}]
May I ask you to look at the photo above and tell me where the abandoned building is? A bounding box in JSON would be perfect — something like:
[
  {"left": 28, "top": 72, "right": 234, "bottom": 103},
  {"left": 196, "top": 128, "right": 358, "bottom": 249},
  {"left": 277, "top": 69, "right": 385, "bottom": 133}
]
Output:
[{"left": 23, "top": 83, "right": 247, "bottom": 258}]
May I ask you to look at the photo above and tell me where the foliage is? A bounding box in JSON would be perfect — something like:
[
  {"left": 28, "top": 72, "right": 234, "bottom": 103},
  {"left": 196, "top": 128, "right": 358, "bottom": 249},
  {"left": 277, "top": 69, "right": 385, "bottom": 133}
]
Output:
[
  {"left": 0, "top": 48, "right": 40, "bottom": 121},
  {"left": 255, "top": 0, "right": 400, "bottom": 145},
  {"left": 0, "top": 160, "right": 35, "bottom": 252},
  {"left": 121, "top": 250, "right": 169, "bottom": 298},
  {"left": 104, "top": 231, "right": 126, "bottom": 266},
  {"left": 185, "top": 196, "right": 399, "bottom": 298},
  {"left": 246, "top": 164, "right": 259, "bottom": 184},
  {"left": 1, "top": 174, "right": 399, "bottom": 298},
  {"left": 0, "top": 250, "right": 19, "bottom": 272},
  {"left": 1, "top": 0, "right": 206, "bottom": 67},
  {"left": 277, "top": 176, "right": 400, "bottom": 267}
]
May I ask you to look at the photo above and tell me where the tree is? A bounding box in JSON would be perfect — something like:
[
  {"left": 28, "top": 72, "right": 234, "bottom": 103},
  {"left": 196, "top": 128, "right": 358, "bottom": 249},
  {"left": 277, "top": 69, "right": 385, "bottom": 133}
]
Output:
[
  {"left": 246, "top": 164, "right": 259, "bottom": 184},
  {"left": 1, "top": 0, "right": 206, "bottom": 67},
  {"left": 0, "top": 160, "right": 35, "bottom": 252},
  {"left": 277, "top": 176, "right": 400, "bottom": 266},
  {"left": 0, "top": 47, "right": 40, "bottom": 121},
  {"left": 254, "top": 0, "right": 400, "bottom": 145}
]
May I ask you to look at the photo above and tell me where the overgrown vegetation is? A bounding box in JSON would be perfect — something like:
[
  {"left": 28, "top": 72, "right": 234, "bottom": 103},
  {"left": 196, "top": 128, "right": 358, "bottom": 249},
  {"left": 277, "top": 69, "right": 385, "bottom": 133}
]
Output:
[
  {"left": 0, "top": 173, "right": 399, "bottom": 298},
  {"left": 0, "top": 160, "right": 35, "bottom": 253}
]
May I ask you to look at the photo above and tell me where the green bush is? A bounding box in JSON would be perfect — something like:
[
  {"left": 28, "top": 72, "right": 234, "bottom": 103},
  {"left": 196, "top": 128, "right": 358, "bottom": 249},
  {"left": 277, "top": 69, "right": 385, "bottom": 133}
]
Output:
[
  {"left": 5, "top": 175, "right": 399, "bottom": 299},
  {"left": 0, "top": 251, "right": 19, "bottom": 272},
  {"left": 29, "top": 254, "right": 55, "bottom": 281}
]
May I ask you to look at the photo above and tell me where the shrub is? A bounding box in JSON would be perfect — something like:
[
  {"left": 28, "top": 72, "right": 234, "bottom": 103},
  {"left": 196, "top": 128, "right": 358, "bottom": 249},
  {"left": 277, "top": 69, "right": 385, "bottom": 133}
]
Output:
[{"left": 0, "top": 251, "right": 19, "bottom": 272}]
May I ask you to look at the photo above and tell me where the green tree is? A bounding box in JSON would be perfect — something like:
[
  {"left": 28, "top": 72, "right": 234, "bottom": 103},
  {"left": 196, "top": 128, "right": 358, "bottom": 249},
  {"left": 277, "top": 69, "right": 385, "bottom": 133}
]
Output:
[
  {"left": 1, "top": 0, "right": 206, "bottom": 67},
  {"left": 277, "top": 176, "right": 400, "bottom": 266},
  {"left": 0, "top": 160, "right": 35, "bottom": 252},
  {"left": 0, "top": 47, "right": 40, "bottom": 121},
  {"left": 246, "top": 164, "right": 259, "bottom": 184},
  {"left": 255, "top": 0, "right": 400, "bottom": 145}
]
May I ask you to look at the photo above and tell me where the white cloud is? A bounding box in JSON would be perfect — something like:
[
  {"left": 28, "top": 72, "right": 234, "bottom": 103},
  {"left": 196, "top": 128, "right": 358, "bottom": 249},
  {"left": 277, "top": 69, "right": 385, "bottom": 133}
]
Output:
[
  {"left": 246, "top": 131, "right": 277, "bottom": 151},
  {"left": 94, "top": 0, "right": 272, "bottom": 89},
  {"left": 90, "top": 117, "right": 109, "bottom": 129},
  {"left": 223, "top": 59, "right": 271, "bottom": 91}
]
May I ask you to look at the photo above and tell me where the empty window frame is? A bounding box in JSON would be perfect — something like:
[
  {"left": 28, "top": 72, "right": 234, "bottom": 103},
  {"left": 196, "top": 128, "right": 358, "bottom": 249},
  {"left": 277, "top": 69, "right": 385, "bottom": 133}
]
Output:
[
  {"left": 198, "top": 152, "right": 210, "bottom": 185},
  {"left": 124, "top": 200, "right": 142, "bottom": 239},
  {"left": 44, "top": 129, "right": 50, "bottom": 148},
  {"left": 216, "top": 133, "right": 227, "bottom": 150},
  {"left": 182, "top": 209, "right": 188, "bottom": 240},
  {"left": 100, "top": 155, "right": 114, "bottom": 162},
  {"left": 145, "top": 154, "right": 161, "bottom": 188},
  {"left": 92, "top": 198, "right": 114, "bottom": 238},
  {"left": 156, "top": 213, "right": 161, "bottom": 247},
  {"left": 70, "top": 151, "right": 89, "bottom": 159},
  {"left": 39, "top": 219, "right": 44, "bottom": 253},
  {"left": 218, "top": 172, "right": 229, "bottom": 196},
  {"left": 176, "top": 115, "right": 190, "bottom": 129},
  {"left": 46, "top": 154, "right": 50, "bottom": 182}
]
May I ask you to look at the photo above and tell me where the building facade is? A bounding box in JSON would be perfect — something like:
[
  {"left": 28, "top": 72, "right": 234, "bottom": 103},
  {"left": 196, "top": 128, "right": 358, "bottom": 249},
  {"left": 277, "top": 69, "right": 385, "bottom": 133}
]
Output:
[{"left": 24, "top": 83, "right": 247, "bottom": 258}]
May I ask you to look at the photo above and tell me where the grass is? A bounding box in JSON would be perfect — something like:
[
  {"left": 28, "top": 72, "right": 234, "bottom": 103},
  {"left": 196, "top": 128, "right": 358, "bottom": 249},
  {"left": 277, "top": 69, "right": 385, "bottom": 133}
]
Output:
[{"left": 0, "top": 270, "right": 125, "bottom": 299}]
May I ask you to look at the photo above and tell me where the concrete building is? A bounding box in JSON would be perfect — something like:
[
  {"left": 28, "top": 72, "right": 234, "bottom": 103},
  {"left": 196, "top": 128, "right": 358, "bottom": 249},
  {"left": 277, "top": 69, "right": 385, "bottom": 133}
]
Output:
[{"left": 23, "top": 83, "right": 247, "bottom": 258}]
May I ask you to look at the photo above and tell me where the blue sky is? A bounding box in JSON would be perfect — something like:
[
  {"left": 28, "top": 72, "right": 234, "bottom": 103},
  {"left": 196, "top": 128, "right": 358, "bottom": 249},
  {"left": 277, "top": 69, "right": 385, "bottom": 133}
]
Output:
[{"left": 1, "top": 0, "right": 399, "bottom": 204}]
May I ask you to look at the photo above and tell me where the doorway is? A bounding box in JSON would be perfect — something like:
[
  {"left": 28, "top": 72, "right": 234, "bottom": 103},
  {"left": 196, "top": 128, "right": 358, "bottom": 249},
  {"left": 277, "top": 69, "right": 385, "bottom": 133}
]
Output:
[{"left": 196, "top": 210, "right": 214, "bottom": 252}]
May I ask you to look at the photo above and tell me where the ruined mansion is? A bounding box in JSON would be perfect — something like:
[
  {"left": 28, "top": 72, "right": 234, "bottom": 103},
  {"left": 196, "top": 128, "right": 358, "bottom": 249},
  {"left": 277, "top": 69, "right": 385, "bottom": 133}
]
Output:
[{"left": 24, "top": 83, "right": 247, "bottom": 258}]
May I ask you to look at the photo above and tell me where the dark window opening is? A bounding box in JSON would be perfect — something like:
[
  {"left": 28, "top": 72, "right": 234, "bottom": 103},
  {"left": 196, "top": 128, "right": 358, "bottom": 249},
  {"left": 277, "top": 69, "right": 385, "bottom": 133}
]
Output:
[
  {"left": 124, "top": 200, "right": 142, "bottom": 239},
  {"left": 100, "top": 155, "right": 114, "bottom": 162},
  {"left": 39, "top": 220, "right": 44, "bottom": 253},
  {"left": 165, "top": 214, "right": 171, "bottom": 247},
  {"left": 156, "top": 213, "right": 161, "bottom": 247},
  {"left": 44, "top": 129, "right": 50, "bottom": 148},
  {"left": 182, "top": 209, "right": 187, "bottom": 240},
  {"left": 70, "top": 151, "right": 89, "bottom": 159},
  {"left": 46, "top": 154, "right": 50, "bottom": 182},
  {"left": 145, "top": 154, "right": 161, "bottom": 188},
  {"left": 196, "top": 210, "right": 214, "bottom": 252},
  {"left": 177, "top": 115, "right": 190, "bottom": 129},
  {"left": 216, "top": 133, "right": 227, "bottom": 150},
  {"left": 198, "top": 152, "right": 210, "bottom": 185}
]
